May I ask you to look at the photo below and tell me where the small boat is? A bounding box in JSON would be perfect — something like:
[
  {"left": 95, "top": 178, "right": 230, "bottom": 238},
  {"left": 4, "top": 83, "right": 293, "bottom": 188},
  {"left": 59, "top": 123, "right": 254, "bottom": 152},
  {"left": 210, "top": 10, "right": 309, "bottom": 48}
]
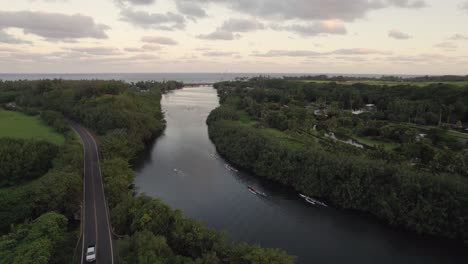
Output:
[
  {"left": 299, "top": 194, "right": 327, "bottom": 207},
  {"left": 225, "top": 164, "right": 239, "bottom": 172},
  {"left": 248, "top": 185, "right": 266, "bottom": 196},
  {"left": 247, "top": 185, "right": 257, "bottom": 194},
  {"left": 305, "top": 197, "right": 317, "bottom": 205}
]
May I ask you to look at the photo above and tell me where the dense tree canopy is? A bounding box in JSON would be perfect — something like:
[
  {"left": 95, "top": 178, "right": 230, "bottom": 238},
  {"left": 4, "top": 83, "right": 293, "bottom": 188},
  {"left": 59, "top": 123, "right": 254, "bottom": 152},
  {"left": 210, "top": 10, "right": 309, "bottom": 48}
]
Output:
[
  {"left": 208, "top": 78, "right": 468, "bottom": 242},
  {"left": 1, "top": 79, "right": 294, "bottom": 263},
  {"left": 0, "top": 212, "right": 69, "bottom": 264},
  {"left": 0, "top": 139, "right": 58, "bottom": 187}
]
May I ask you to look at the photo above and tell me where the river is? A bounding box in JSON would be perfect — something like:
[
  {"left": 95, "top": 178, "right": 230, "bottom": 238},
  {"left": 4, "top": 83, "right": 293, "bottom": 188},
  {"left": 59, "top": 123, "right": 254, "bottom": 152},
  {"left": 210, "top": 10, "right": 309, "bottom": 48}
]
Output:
[{"left": 134, "top": 86, "right": 468, "bottom": 264}]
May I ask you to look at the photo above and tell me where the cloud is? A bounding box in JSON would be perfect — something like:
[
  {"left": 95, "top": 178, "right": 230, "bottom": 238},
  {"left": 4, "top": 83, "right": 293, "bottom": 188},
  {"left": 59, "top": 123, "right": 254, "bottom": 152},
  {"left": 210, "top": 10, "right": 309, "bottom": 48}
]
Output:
[
  {"left": 253, "top": 48, "right": 390, "bottom": 57},
  {"left": 434, "top": 42, "right": 457, "bottom": 50},
  {"left": 449, "top": 34, "right": 468, "bottom": 40},
  {"left": 30, "top": 0, "right": 69, "bottom": 2},
  {"left": 254, "top": 50, "right": 322, "bottom": 57},
  {"left": 197, "top": 18, "right": 264, "bottom": 40},
  {"left": 178, "top": 0, "right": 426, "bottom": 22},
  {"left": 68, "top": 47, "right": 122, "bottom": 55},
  {"left": 0, "top": 11, "right": 110, "bottom": 41},
  {"left": 329, "top": 48, "right": 392, "bottom": 55},
  {"left": 271, "top": 20, "right": 347, "bottom": 36},
  {"left": 141, "top": 44, "right": 162, "bottom": 50},
  {"left": 383, "top": 53, "right": 468, "bottom": 65},
  {"left": 141, "top": 36, "right": 178, "bottom": 45},
  {"left": 119, "top": 8, "right": 185, "bottom": 30},
  {"left": 460, "top": 1, "right": 468, "bottom": 10},
  {"left": 388, "top": 29, "right": 412, "bottom": 39},
  {"left": 0, "top": 30, "right": 31, "bottom": 44},
  {"left": 202, "top": 51, "right": 239, "bottom": 57},
  {"left": 220, "top": 19, "right": 265, "bottom": 32},
  {"left": 124, "top": 45, "right": 162, "bottom": 52},
  {"left": 198, "top": 31, "right": 238, "bottom": 40},
  {"left": 175, "top": 0, "right": 207, "bottom": 18},
  {"left": 117, "top": 0, "right": 155, "bottom": 5},
  {"left": 124, "top": 47, "right": 144, "bottom": 52},
  {"left": 387, "top": 0, "right": 426, "bottom": 8}
]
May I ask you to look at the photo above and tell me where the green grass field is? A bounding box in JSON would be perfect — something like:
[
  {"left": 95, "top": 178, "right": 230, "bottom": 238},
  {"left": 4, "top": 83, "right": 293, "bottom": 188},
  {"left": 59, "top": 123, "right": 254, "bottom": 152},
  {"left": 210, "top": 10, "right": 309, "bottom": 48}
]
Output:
[
  {"left": 300, "top": 80, "right": 468, "bottom": 87},
  {"left": 0, "top": 110, "right": 65, "bottom": 145}
]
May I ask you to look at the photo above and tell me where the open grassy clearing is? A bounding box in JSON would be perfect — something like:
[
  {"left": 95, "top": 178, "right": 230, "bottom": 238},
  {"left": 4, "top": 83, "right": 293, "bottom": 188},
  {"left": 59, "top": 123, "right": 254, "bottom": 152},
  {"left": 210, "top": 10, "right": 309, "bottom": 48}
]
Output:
[
  {"left": 352, "top": 136, "right": 397, "bottom": 150},
  {"left": 0, "top": 109, "right": 65, "bottom": 145}
]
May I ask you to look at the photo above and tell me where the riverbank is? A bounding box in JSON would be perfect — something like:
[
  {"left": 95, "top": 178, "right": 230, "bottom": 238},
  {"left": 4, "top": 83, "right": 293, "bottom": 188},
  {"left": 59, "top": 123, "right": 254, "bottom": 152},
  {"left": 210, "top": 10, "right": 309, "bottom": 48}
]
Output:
[
  {"left": 135, "top": 85, "right": 468, "bottom": 264},
  {"left": 206, "top": 80, "right": 468, "bottom": 244}
]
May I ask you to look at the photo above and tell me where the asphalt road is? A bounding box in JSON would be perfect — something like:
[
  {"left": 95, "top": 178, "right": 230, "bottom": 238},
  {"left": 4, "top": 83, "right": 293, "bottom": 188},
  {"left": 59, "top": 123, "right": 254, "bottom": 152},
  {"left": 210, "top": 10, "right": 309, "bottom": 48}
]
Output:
[{"left": 71, "top": 123, "right": 114, "bottom": 264}]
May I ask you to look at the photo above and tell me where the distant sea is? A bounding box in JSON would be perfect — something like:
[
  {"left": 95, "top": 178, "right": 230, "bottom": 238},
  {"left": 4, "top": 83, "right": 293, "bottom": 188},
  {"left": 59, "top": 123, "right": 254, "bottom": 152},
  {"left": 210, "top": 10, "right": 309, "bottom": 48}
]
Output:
[{"left": 0, "top": 73, "right": 417, "bottom": 83}]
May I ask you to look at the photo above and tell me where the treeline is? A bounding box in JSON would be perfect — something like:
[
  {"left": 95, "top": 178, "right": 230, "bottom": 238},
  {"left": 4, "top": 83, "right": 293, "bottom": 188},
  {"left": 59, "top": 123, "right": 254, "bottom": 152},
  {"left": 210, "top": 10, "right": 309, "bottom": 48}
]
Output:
[
  {"left": 2, "top": 79, "right": 294, "bottom": 263},
  {"left": 215, "top": 79, "right": 468, "bottom": 126},
  {"left": 212, "top": 79, "right": 467, "bottom": 177},
  {"left": 0, "top": 113, "right": 82, "bottom": 262},
  {"left": 0, "top": 136, "right": 82, "bottom": 233},
  {"left": 0, "top": 212, "right": 73, "bottom": 264},
  {"left": 131, "top": 80, "right": 184, "bottom": 93},
  {"left": 113, "top": 196, "right": 293, "bottom": 264},
  {"left": 208, "top": 79, "right": 468, "bottom": 242},
  {"left": 0, "top": 139, "right": 58, "bottom": 187},
  {"left": 207, "top": 118, "right": 468, "bottom": 241},
  {"left": 284, "top": 74, "right": 468, "bottom": 82}
]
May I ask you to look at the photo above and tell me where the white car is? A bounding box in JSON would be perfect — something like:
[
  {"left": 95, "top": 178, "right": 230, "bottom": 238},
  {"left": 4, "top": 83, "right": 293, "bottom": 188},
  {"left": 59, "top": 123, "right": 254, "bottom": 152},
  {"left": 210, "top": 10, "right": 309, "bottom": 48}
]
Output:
[{"left": 86, "top": 245, "right": 96, "bottom": 262}]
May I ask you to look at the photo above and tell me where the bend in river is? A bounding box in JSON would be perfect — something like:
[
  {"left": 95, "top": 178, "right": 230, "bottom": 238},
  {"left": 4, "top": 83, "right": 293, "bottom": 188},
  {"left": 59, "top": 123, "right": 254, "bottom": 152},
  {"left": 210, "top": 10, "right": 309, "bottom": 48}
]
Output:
[{"left": 134, "top": 86, "right": 468, "bottom": 264}]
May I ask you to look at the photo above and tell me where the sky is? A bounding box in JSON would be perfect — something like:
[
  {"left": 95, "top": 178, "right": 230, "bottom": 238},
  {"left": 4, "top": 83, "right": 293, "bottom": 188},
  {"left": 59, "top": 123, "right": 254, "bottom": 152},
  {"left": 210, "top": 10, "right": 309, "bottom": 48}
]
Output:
[{"left": 0, "top": 0, "right": 467, "bottom": 74}]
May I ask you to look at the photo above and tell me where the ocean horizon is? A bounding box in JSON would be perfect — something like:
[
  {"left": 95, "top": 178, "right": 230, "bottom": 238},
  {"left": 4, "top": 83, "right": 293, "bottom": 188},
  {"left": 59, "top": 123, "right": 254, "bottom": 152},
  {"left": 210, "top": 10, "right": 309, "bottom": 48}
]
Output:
[{"left": 0, "top": 73, "right": 422, "bottom": 83}]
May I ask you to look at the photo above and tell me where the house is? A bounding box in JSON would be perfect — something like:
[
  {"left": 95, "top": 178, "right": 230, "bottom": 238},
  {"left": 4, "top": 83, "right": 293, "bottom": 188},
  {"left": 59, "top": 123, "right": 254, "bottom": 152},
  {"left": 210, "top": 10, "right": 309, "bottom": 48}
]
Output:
[
  {"left": 416, "top": 133, "right": 427, "bottom": 142},
  {"left": 364, "top": 104, "right": 376, "bottom": 112},
  {"left": 448, "top": 121, "right": 464, "bottom": 130},
  {"left": 5, "top": 102, "right": 17, "bottom": 110},
  {"left": 352, "top": 109, "right": 366, "bottom": 115},
  {"left": 314, "top": 109, "right": 328, "bottom": 117}
]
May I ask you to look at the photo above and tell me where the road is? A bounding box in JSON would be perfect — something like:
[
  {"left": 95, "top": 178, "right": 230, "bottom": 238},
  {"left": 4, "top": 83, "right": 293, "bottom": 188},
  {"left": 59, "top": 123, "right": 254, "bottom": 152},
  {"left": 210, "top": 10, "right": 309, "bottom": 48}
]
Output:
[{"left": 71, "top": 122, "right": 114, "bottom": 264}]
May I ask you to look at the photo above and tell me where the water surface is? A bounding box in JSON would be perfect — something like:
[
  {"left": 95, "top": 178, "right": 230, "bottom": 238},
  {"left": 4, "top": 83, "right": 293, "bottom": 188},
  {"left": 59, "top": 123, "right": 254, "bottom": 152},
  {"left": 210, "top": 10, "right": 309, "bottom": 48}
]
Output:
[{"left": 135, "top": 86, "right": 468, "bottom": 264}]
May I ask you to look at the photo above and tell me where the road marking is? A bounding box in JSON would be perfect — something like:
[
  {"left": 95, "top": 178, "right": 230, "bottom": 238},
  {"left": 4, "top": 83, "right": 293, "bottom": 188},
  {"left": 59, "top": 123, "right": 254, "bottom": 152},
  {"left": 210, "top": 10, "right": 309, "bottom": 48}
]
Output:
[
  {"left": 84, "top": 128, "right": 115, "bottom": 264},
  {"left": 75, "top": 125, "right": 86, "bottom": 264},
  {"left": 87, "top": 134, "right": 99, "bottom": 263}
]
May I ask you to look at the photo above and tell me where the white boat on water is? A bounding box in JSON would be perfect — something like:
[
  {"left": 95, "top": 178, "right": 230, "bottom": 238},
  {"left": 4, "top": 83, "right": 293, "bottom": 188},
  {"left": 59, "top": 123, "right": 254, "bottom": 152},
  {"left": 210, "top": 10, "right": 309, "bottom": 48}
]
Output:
[
  {"left": 299, "top": 194, "right": 327, "bottom": 207},
  {"left": 248, "top": 185, "right": 267, "bottom": 197},
  {"left": 248, "top": 189, "right": 257, "bottom": 195},
  {"left": 225, "top": 164, "right": 239, "bottom": 172}
]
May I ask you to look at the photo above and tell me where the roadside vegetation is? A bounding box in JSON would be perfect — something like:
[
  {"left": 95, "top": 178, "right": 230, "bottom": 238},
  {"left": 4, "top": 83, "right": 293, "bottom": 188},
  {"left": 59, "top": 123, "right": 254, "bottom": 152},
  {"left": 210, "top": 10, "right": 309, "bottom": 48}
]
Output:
[
  {"left": 286, "top": 74, "right": 468, "bottom": 87},
  {"left": 0, "top": 79, "right": 294, "bottom": 263},
  {"left": 207, "top": 77, "right": 468, "bottom": 243},
  {"left": 0, "top": 102, "right": 82, "bottom": 262}
]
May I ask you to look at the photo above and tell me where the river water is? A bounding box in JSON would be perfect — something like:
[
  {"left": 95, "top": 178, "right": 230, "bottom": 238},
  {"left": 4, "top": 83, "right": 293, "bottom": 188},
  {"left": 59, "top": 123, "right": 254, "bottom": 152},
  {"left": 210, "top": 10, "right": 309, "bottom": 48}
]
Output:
[{"left": 134, "top": 86, "right": 468, "bottom": 264}]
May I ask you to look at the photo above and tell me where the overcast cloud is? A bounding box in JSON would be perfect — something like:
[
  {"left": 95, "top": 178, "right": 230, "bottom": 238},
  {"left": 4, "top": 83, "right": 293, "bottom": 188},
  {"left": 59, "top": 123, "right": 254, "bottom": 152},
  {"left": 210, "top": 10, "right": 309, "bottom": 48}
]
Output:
[
  {"left": 172, "top": 0, "right": 426, "bottom": 22},
  {"left": 141, "top": 36, "right": 179, "bottom": 45},
  {"left": 120, "top": 9, "right": 186, "bottom": 30},
  {"left": 388, "top": 29, "right": 412, "bottom": 39},
  {"left": 0, "top": 0, "right": 467, "bottom": 74},
  {"left": 0, "top": 11, "right": 110, "bottom": 40}
]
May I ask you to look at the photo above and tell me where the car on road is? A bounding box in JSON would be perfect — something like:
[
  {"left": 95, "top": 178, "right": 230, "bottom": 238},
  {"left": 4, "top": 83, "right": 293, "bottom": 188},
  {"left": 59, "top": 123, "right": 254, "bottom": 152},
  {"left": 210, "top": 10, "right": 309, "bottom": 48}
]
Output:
[{"left": 86, "top": 245, "right": 96, "bottom": 262}]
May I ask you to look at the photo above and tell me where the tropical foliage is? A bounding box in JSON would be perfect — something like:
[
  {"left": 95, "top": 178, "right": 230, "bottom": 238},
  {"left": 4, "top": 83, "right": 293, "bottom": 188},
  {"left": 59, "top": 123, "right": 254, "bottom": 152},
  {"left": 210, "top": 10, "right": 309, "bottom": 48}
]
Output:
[{"left": 207, "top": 78, "right": 468, "bottom": 242}]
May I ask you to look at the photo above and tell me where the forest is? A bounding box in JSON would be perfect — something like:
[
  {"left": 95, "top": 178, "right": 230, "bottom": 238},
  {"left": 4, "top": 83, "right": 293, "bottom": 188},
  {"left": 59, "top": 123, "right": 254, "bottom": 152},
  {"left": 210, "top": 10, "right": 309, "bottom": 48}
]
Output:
[
  {"left": 0, "top": 79, "right": 294, "bottom": 263},
  {"left": 207, "top": 78, "right": 468, "bottom": 242},
  {"left": 0, "top": 113, "right": 82, "bottom": 263}
]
